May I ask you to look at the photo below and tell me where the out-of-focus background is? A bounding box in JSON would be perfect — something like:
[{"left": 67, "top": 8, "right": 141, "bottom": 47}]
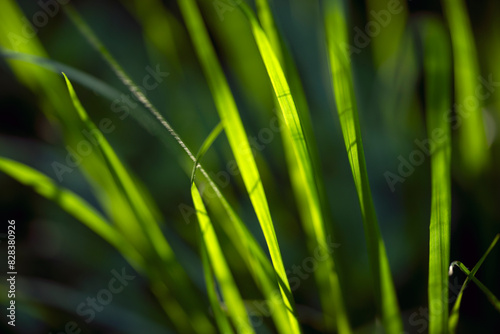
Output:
[{"left": 1, "top": 0, "right": 499, "bottom": 333}]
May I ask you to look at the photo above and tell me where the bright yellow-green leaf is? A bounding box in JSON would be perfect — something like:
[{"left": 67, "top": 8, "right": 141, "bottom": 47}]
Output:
[
  {"left": 238, "top": 2, "right": 350, "bottom": 333},
  {"left": 178, "top": 1, "right": 299, "bottom": 332},
  {"left": 192, "top": 184, "right": 254, "bottom": 334}
]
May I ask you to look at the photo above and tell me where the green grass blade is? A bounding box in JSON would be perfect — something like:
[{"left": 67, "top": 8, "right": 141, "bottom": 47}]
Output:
[
  {"left": 62, "top": 72, "right": 173, "bottom": 270},
  {"left": 0, "top": 157, "right": 145, "bottom": 271},
  {"left": 449, "top": 261, "right": 500, "bottom": 312},
  {"left": 201, "top": 237, "right": 234, "bottom": 334},
  {"left": 64, "top": 6, "right": 292, "bottom": 332},
  {"left": 254, "top": 3, "right": 344, "bottom": 331},
  {"left": 191, "top": 121, "right": 224, "bottom": 184},
  {"left": 192, "top": 184, "right": 254, "bottom": 334},
  {"left": 442, "top": 0, "right": 489, "bottom": 175},
  {"left": 449, "top": 234, "right": 500, "bottom": 333},
  {"left": 0, "top": 157, "right": 196, "bottom": 333},
  {"left": 324, "top": 1, "right": 402, "bottom": 332},
  {"left": 238, "top": 3, "right": 350, "bottom": 333},
  {"left": 62, "top": 73, "right": 215, "bottom": 333},
  {"left": 178, "top": 1, "right": 299, "bottom": 331},
  {"left": 63, "top": 6, "right": 197, "bottom": 164},
  {"left": 420, "top": 18, "right": 453, "bottom": 334}
]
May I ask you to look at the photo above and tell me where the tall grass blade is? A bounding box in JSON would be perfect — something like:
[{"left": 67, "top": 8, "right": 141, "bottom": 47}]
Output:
[
  {"left": 421, "top": 18, "right": 453, "bottom": 334},
  {"left": 1, "top": 49, "right": 282, "bottom": 326},
  {"left": 449, "top": 234, "right": 500, "bottom": 333},
  {"left": 442, "top": 0, "right": 489, "bottom": 175},
  {"left": 191, "top": 184, "right": 254, "bottom": 334},
  {"left": 64, "top": 6, "right": 295, "bottom": 332},
  {"left": 238, "top": 2, "right": 350, "bottom": 333},
  {"left": 178, "top": 1, "right": 299, "bottom": 331},
  {"left": 62, "top": 73, "right": 215, "bottom": 333},
  {"left": 324, "top": 0, "right": 402, "bottom": 332}
]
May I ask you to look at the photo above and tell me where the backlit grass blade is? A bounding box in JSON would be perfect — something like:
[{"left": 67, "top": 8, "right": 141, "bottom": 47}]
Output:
[
  {"left": 191, "top": 121, "right": 224, "bottom": 184},
  {"left": 0, "top": 1, "right": 158, "bottom": 264},
  {"left": 64, "top": 6, "right": 197, "bottom": 165},
  {"left": 191, "top": 184, "right": 254, "bottom": 334},
  {"left": 449, "top": 234, "right": 500, "bottom": 333},
  {"left": 0, "top": 156, "right": 199, "bottom": 333},
  {"left": 62, "top": 73, "right": 215, "bottom": 334},
  {"left": 449, "top": 261, "right": 500, "bottom": 312},
  {"left": 237, "top": 3, "right": 350, "bottom": 333},
  {"left": 65, "top": 6, "right": 294, "bottom": 333},
  {"left": 442, "top": 0, "right": 489, "bottom": 175},
  {"left": 201, "top": 237, "right": 233, "bottom": 334},
  {"left": 1, "top": 48, "right": 281, "bottom": 324},
  {"left": 0, "top": 157, "right": 145, "bottom": 272},
  {"left": 63, "top": 72, "right": 174, "bottom": 270},
  {"left": 421, "top": 18, "right": 453, "bottom": 334},
  {"left": 324, "top": 1, "right": 402, "bottom": 332},
  {"left": 178, "top": 1, "right": 299, "bottom": 331}
]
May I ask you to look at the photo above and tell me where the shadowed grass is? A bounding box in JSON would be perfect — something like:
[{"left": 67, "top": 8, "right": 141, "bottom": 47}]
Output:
[
  {"left": 324, "top": 0, "right": 402, "bottom": 332},
  {"left": 0, "top": 157, "right": 145, "bottom": 271},
  {"left": 449, "top": 261, "right": 500, "bottom": 312},
  {"left": 442, "top": 0, "right": 489, "bottom": 175}
]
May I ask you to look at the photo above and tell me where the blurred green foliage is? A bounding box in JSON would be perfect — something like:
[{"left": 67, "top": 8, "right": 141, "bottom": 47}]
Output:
[{"left": 0, "top": 0, "right": 499, "bottom": 333}]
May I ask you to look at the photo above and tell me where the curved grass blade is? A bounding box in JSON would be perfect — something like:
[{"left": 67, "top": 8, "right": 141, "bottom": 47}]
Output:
[
  {"left": 1, "top": 46, "right": 282, "bottom": 323},
  {"left": 442, "top": 0, "right": 489, "bottom": 175},
  {"left": 0, "top": 157, "right": 145, "bottom": 271},
  {"left": 449, "top": 261, "right": 500, "bottom": 312},
  {"left": 420, "top": 18, "right": 453, "bottom": 334},
  {"left": 323, "top": 1, "right": 402, "bottom": 332},
  {"left": 178, "top": 1, "right": 299, "bottom": 331},
  {"left": 191, "top": 121, "right": 224, "bottom": 184},
  {"left": 449, "top": 234, "right": 500, "bottom": 333},
  {"left": 237, "top": 2, "right": 350, "bottom": 333},
  {"left": 0, "top": 157, "right": 199, "bottom": 333},
  {"left": 62, "top": 72, "right": 173, "bottom": 271},
  {"left": 192, "top": 184, "right": 254, "bottom": 334},
  {"left": 64, "top": 6, "right": 295, "bottom": 333},
  {"left": 62, "top": 73, "right": 215, "bottom": 334}
]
